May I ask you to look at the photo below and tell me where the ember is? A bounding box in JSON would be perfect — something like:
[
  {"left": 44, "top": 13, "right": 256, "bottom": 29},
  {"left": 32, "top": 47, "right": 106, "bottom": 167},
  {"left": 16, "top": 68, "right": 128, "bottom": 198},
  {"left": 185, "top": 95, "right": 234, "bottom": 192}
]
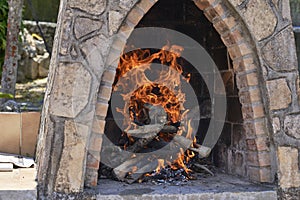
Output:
[{"left": 100, "top": 45, "right": 213, "bottom": 183}]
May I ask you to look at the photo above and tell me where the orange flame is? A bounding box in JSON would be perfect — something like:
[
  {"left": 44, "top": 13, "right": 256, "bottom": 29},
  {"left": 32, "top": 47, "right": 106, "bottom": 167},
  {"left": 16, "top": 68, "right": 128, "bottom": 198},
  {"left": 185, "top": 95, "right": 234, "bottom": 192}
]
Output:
[
  {"left": 114, "top": 44, "right": 196, "bottom": 176},
  {"left": 156, "top": 159, "right": 165, "bottom": 173}
]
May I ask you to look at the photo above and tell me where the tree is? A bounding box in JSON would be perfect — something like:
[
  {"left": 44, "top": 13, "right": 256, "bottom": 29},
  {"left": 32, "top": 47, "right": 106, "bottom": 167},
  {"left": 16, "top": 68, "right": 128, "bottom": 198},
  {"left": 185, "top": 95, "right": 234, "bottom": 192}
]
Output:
[{"left": 0, "top": 0, "right": 23, "bottom": 103}]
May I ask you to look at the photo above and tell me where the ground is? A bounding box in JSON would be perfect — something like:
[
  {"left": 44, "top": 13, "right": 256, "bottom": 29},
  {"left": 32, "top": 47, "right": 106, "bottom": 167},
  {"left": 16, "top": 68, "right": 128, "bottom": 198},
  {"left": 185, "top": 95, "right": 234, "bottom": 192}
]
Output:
[{"left": 15, "top": 78, "right": 47, "bottom": 105}]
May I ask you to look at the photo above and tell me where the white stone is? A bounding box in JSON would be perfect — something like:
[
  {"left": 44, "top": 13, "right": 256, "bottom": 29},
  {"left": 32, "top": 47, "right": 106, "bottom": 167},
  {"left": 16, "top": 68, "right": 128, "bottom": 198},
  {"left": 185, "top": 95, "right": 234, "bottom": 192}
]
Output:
[
  {"left": 69, "top": 0, "right": 106, "bottom": 15},
  {"left": 109, "top": 11, "right": 125, "bottom": 35},
  {"left": 50, "top": 63, "right": 92, "bottom": 118},
  {"left": 272, "top": 117, "right": 280, "bottom": 134},
  {"left": 266, "top": 78, "right": 292, "bottom": 110},
  {"left": 74, "top": 17, "right": 103, "bottom": 39},
  {"left": 241, "top": 0, "right": 277, "bottom": 41},
  {"left": 284, "top": 115, "right": 300, "bottom": 139}
]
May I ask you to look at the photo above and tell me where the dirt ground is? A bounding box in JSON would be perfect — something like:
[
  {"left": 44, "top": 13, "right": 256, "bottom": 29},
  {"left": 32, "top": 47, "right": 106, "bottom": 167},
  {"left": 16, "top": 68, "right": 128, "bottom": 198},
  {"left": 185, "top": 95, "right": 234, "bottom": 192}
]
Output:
[{"left": 15, "top": 78, "right": 47, "bottom": 104}]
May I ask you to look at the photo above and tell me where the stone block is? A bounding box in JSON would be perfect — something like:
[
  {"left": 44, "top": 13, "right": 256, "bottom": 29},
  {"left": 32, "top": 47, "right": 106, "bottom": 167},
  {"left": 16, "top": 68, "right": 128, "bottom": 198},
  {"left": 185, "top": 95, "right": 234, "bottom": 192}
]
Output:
[
  {"left": 50, "top": 63, "right": 92, "bottom": 118},
  {"left": 59, "top": 9, "right": 73, "bottom": 56},
  {"left": 24, "top": 59, "right": 39, "bottom": 80},
  {"left": 277, "top": 146, "right": 300, "bottom": 188},
  {"left": 69, "top": 0, "right": 106, "bottom": 15},
  {"left": 55, "top": 120, "right": 89, "bottom": 193},
  {"left": 109, "top": 11, "right": 125, "bottom": 35},
  {"left": 262, "top": 27, "right": 297, "bottom": 72},
  {"left": 284, "top": 114, "right": 300, "bottom": 139},
  {"left": 37, "top": 54, "right": 50, "bottom": 78},
  {"left": 119, "top": 0, "right": 139, "bottom": 10},
  {"left": 80, "top": 35, "right": 109, "bottom": 77},
  {"left": 228, "top": 0, "right": 244, "bottom": 7},
  {"left": 74, "top": 17, "right": 103, "bottom": 40},
  {"left": 272, "top": 117, "right": 280, "bottom": 134},
  {"left": 266, "top": 78, "right": 292, "bottom": 110},
  {"left": 240, "top": 0, "right": 277, "bottom": 41}
]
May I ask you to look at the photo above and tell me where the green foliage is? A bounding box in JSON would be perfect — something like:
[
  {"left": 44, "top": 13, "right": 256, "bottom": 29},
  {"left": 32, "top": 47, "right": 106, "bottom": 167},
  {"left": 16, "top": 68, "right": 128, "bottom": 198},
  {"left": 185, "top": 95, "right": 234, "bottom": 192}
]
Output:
[
  {"left": 0, "top": 92, "right": 13, "bottom": 99},
  {"left": 23, "top": 0, "right": 60, "bottom": 22},
  {"left": 290, "top": 0, "right": 300, "bottom": 26},
  {"left": 0, "top": 0, "right": 8, "bottom": 75}
]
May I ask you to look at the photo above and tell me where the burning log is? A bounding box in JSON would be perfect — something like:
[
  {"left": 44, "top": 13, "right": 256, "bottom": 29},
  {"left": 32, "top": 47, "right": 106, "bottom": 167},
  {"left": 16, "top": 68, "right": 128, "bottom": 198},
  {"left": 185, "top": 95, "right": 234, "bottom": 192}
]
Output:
[
  {"left": 173, "top": 135, "right": 212, "bottom": 158},
  {"left": 113, "top": 155, "right": 147, "bottom": 181},
  {"left": 127, "top": 124, "right": 164, "bottom": 137},
  {"left": 173, "top": 135, "right": 193, "bottom": 148},
  {"left": 188, "top": 146, "right": 211, "bottom": 158}
]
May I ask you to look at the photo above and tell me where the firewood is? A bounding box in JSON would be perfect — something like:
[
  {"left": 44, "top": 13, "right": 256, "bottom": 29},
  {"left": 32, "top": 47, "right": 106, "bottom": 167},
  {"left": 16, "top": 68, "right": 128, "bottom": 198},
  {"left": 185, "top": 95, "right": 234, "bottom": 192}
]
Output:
[
  {"left": 173, "top": 135, "right": 193, "bottom": 148},
  {"left": 113, "top": 155, "right": 147, "bottom": 181},
  {"left": 193, "top": 163, "right": 214, "bottom": 176},
  {"left": 126, "top": 159, "right": 159, "bottom": 184},
  {"left": 127, "top": 124, "right": 163, "bottom": 137},
  {"left": 160, "top": 125, "right": 178, "bottom": 133},
  {"left": 188, "top": 145, "right": 211, "bottom": 158}
]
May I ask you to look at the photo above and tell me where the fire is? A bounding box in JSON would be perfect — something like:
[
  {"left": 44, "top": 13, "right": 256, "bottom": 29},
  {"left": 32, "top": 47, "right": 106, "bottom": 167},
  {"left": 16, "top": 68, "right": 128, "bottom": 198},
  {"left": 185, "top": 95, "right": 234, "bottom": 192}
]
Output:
[
  {"left": 114, "top": 44, "right": 196, "bottom": 178},
  {"left": 155, "top": 159, "right": 165, "bottom": 173}
]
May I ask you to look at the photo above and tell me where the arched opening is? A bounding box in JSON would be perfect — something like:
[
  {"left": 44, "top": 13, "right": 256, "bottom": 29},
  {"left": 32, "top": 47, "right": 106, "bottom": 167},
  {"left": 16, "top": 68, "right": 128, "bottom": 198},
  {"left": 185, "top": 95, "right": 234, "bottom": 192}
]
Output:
[{"left": 94, "top": 0, "right": 274, "bottom": 186}]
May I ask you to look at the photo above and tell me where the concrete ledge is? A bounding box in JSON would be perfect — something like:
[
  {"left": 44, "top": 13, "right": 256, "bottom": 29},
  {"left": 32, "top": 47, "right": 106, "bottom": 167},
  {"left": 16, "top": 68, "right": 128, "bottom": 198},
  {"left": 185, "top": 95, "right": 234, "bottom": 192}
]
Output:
[
  {"left": 95, "top": 173, "right": 277, "bottom": 200},
  {"left": 0, "top": 190, "right": 36, "bottom": 200}
]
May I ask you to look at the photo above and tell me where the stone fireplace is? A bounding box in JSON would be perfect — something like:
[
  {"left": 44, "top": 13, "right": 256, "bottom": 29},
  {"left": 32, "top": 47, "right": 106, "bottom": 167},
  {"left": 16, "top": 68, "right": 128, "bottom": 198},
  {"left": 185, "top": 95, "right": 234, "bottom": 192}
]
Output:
[{"left": 36, "top": 0, "right": 300, "bottom": 199}]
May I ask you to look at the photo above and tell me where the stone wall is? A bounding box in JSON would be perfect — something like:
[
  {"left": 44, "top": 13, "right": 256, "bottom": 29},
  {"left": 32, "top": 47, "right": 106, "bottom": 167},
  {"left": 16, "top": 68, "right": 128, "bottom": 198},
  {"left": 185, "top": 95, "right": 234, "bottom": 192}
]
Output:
[
  {"left": 35, "top": 0, "right": 300, "bottom": 199},
  {"left": 23, "top": 20, "right": 57, "bottom": 52}
]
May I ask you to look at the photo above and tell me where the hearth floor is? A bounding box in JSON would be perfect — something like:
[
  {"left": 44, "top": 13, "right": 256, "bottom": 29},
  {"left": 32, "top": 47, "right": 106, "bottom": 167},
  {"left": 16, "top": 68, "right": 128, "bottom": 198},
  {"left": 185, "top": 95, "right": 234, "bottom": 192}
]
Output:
[{"left": 95, "top": 172, "right": 277, "bottom": 200}]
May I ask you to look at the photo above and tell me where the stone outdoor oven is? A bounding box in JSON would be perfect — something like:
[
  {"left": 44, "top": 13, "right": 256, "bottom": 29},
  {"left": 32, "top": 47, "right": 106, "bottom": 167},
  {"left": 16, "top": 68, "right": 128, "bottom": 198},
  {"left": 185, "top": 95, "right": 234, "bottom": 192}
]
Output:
[{"left": 36, "top": 0, "right": 300, "bottom": 199}]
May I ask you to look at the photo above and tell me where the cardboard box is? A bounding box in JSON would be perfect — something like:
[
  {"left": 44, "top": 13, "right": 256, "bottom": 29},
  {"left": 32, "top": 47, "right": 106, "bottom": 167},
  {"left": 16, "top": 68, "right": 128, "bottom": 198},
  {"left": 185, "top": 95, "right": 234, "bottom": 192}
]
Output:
[{"left": 0, "top": 112, "right": 40, "bottom": 157}]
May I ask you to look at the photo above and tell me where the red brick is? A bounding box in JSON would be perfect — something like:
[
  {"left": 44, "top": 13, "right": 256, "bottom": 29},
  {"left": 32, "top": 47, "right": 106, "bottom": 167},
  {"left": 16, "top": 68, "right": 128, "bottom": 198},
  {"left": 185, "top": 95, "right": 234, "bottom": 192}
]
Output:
[
  {"left": 221, "top": 29, "right": 243, "bottom": 47},
  {"left": 246, "top": 137, "right": 270, "bottom": 151},
  {"left": 236, "top": 72, "right": 259, "bottom": 89},
  {"left": 85, "top": 168, "right": 98, "bottom": 187},
  {"left": 247, "top": 152, "right": 271, "bottom": 167},
  {"left": 86, "top": 151, "right": 100, "bottom": 169},
  {"left": 126, "top": 7, "right": 145, "bottom": 26},
  {"left": 213, "top": 19, "right": 230, "bottom": 34},
  {"left": 92, "top": 118, "right": 106, "bottom": 134},
  {"left": 101, "top": 70, "right": 116, "bottom": 85},
  {"left": 241, "top": 103, "right": 265, "bottom": 120},
  {"left": 88, "top": 133, "right": 103, "bottom": 152},
  {"left": 194, "top": 0, "right": 211, "bottom": 10},
  {"left": 244, "top": 119, "right": 268, "bottom": 139},
  {"left": 239, "top": 87, "right": 262, "bottom": 104},
  {"left": 98, "top": 85, "right": 112, "bottom": 101},
  {"left": 95, "top": 102, "right": 109, "bottom": 117},
  {"left": 248, "top": 166, "right": 272, "bottom": 183},
  {"left": 233, "top": 56, "right": 257, "bottom": 73},
  {"left": 136, "top": 0, "right": 157, "bottom": 13},
  {"left": 111, "top": 37, "right": 127, "bottom": 54}
]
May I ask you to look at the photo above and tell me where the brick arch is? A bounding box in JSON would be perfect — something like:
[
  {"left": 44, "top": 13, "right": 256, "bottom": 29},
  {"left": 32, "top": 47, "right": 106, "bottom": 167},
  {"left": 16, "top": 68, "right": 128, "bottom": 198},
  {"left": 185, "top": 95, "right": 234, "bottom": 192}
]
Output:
[{"left": 87, "top": 0, "right": 273, "bottom": 186}]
